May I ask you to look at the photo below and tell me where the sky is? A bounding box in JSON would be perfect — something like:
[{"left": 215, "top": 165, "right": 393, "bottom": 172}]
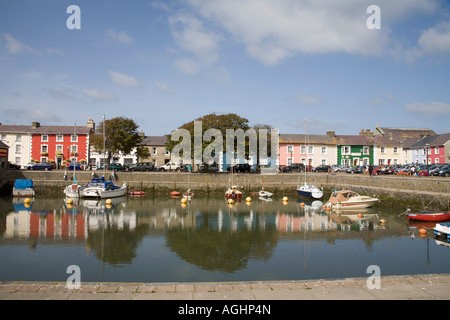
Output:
[{"left": 1, "top": 0, "right": 450, "bottom": 137}]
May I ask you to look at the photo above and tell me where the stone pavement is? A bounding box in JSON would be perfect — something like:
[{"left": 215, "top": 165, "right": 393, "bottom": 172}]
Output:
[{"left": 0, "top": 274, "right": 449, "bottom": 300}]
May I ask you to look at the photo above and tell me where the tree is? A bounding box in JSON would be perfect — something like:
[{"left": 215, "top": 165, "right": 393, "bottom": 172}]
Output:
[{"left": 90, "top": 117, "right": 143, "bottom": 163}]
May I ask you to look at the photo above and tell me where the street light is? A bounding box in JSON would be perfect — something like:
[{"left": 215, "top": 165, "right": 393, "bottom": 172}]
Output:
[{"left": 425, "top": 143, "right": 429, "bottom": 175}]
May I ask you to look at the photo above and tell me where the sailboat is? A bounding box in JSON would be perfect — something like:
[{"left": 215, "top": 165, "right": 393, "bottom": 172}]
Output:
[
  {"left": 296, "top": 121, "right": 323, "bottom": 199},
  {"left": 258, "top": 173, "right": 273, "bottom": 198},
  {"left": 64, "top": 123, "right": 83, "bottom": 198},
  {"left": 80, "top": 115, "right": 127, "bottom": 199},
  {"left": 225, "top": 165, "right": 243, "bottom": 199}
]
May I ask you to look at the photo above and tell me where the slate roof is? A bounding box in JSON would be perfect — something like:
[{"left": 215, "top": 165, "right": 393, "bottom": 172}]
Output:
[
  {"left": 335, "top": 135, "right": 399, "bottom": 146},
  {"left": 141, "top": 135, "right": 168, "bottom": 146},
  {"left": 279, "top": 134, "right": 335, "bottom": 145},
  {"left": 410, "top": 133, "right": 450, "bottom": 148},
  {"left": 375, "top": 127, "right": 437, "bottom": 142},
  {"left": 0, "top": 124, "right": 91, "bottom": 135}
]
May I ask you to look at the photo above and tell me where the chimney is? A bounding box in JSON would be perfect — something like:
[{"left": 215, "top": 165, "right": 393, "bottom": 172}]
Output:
[
  {"left": 31, "top": 122, "right": 40, "bottom": 128},
  {"left": 326, "top": 131, "right": 335, "bottom": 138},
  {"left": 86, "top": 118, "right": 95, "bottom": 133}
]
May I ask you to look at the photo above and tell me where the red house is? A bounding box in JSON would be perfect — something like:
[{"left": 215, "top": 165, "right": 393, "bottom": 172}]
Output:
[
  {"left": 426, "top": 133, "right": 450, "bottom": 165},
  {"left": 30, "top": 120, "right": 94, "bottom": 169}
]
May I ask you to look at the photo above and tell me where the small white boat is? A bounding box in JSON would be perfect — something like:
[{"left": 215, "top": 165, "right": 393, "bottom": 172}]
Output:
[
  {"left": 325, "top": 190, "right": 379, "bottom": 209},
  {"left": 297, "top": 183, "right": 323, "bottom": 199},
  {"left": 64, "top": 183, "right": 82, "bottom": 198},
  {"left": 434, "top": 222, "right": 450, "bottom": 241},
  {"left": 80, "top": 177, "right": 127, "bottom": 199},
  {"left": 258, "top": 190, "right": 273, "bottom": 197}
]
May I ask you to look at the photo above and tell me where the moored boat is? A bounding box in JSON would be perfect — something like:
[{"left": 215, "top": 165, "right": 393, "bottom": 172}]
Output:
[
  {"left": 297, "top": 183, "right": 323, "bottom": 199},
  {"left": 434, "top": 222, "right": 450, "bottom": 241},
  {"left": 406, "top": 210, "right": 450, "bottom": 222},
  {"left": 225, "top": 186, "right": 243, "bottom": 199},
  {"left": 325, "top": 190, "right": 379, "bottom": 209},
  {"left": 80, "top": 176, "right": 127, "bottom": 199},
  {"left": 12, "top": 179, "right": 35, "bottom": 198}
]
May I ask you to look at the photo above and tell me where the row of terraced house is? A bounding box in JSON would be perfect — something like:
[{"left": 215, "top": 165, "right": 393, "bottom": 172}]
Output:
[{"left": 1, "top": 119, "right": 449, "bottom": 170}]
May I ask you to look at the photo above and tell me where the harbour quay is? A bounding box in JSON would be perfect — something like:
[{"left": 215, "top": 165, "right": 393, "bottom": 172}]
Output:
[
  {"left": 1, "top": 274, "right": 449, "bottom": 300},
  {"left": 2, "top": 170, "right": 449, "bottom": 208}
]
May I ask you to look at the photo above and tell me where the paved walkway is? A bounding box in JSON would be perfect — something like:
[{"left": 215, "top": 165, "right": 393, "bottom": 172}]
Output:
[{"left": 1, "top": 274, "right": 449, "bottom": 300}]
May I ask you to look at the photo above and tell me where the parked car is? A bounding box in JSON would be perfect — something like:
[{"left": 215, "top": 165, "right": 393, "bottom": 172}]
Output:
[
  {"left": 313, "top": 165, "right": 331, "bottom": 173},
  {"left": 346, "top": 166, "right": 363, "bottom": 174},
  {"left": 431, "top": 164, "right": 447, "bottom": 176},
  {"left": 279, "top": 165, "right": 292, "bottom": 173},
  {"left": 227, "top": 163, "right": 252, "bottom": 172},
  {"left": 289, "top": 163, "right": 305, "bottom": 172},
  {"left": 66, "top": 162, "right": 85, "bottom": 170},
  {"left": 158, "top": 162, "right": 181, "bottom": 171},
  {"left": 8, "top": 162, "right": 21, "bottom": 170},
  {"left": 23, "top": 162, "right": 35, "bottom": 170},
  {"left": 199, "top": 163, "right": 219, "bottom": 172},
  {"left": 129, "top": 162, "right": 155, "bottom": 172},
  {"left": 97, "top": 163, "right": 123, "bottom": 171},
  {"left": 438, "top": 164, "right": 450, "bottom": 177},
  {"left": 179, "top": 164, "right": 192, "bottom": 172},
  {"left": 29, "top": 162, "right": 52, "bottom": 170}
]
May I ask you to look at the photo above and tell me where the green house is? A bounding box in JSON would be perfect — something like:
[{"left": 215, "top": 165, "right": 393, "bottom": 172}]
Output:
[{"left": 336, "top": 135, "right": 374, "bottom": 167}]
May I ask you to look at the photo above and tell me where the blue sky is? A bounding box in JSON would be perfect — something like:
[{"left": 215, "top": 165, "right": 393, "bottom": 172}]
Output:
[{"left": 1, "top": 0, "right": 450, "bottom": 136}]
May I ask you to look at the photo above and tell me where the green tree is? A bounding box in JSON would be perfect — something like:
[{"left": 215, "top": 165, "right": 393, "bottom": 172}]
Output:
[{"left": 91, "top": 117, "right": 143, "bottom": 163}]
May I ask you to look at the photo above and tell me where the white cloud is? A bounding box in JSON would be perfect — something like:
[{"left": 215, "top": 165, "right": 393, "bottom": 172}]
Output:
[
  {"left": 417, "top": 22, "right": 450, "bottom": 55},
  {"left": 405, "top": 101, "right": 450, "bottom": 116},
  {"left": 154, "top": 81, "right": 175, "bottom": 94},
  {"left": 169, "top": 13, "right": 220, "bottom": 65},
  {"left": 173, "top": 57, "right": 199, "bottom": 75},
  {"left": 108, "top": 70, "right": 140, "bottom": 87},
  {"left": 3, "top": 34, "right": 36, "bottom": 54},
  {"left": 105, "top": 29, "right": 134, "bottom": 44},
  {"left": 83, "top": 88, "right": 117, "bottom": 101}
]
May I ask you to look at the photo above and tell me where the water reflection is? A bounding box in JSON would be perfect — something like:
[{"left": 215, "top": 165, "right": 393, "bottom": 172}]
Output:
[{"left": 0, "top": 195, "right": 448, "bottom": 282}]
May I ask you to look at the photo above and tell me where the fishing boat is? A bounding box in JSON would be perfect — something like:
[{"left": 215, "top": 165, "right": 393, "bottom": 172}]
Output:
[
  {"left": 12, "top": 179, "right": 35, "bottom": 198},
  {"left": 80, "top": 176, "right": 127, "bottom": 199},
  {"left": 325, "top": 190, "right": 379, "bottom": 209},
  {"left": 434, "top": 222, "right": 450, "bottom": 241},
  {"left": 296, "top": 121, "right": 323, "bottom": 199},
  {"left": 406, "top": 209, "right": 450, "bottom": 222}
]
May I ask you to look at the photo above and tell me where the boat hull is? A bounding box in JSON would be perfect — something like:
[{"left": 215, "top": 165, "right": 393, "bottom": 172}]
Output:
[
  {"left": 296, "top": 188, "right": 323, "bottom": 199},
  {"left": 407, "top": 212, "right": 450, "bottom": 222},
  {"left": 81, "top": 184, "right": 127, "bottom": 199},
  {"left": 64, "top": 184, "right": 82, "bottom": 198},
  {"left": 434, "top": 222, "right": 450, "bottom": 241}
]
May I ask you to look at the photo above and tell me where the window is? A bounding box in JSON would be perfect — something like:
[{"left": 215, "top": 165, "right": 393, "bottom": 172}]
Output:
[
  {"left": 415, "top": 149, "right": 419, "bottom": 156},
  {"left": 56, "top": 145, "right": 63, "bottom": 152},
  {"left": 41, "top": 145, "right": 48, "bottom": 153},
  {"left": 300, "top": 145, "right": 306, "bottom": 154},
  {"left": 308, "top": 146, "right": 314, "bottom": 154},
  {"left": 435, "top": 158, "right": 439, "bottom": 164},
  {"left": 321, "top": 159, "right": 326, "bottom": 165},
  {"left": 287, "top": 157, "right": 293, "bottom": 166},
  {"left": 287, "top": 145, "right": 293, "bottom": 154},
  {"left": 71, "top": 135, "right": 78, "bottom": 142},
  {"left": 380, "top": 146, "right": 386, "bottom": 154},
  {"left": 393, "top": 146, "right": 398, "bottom": 154},
  {"left": 152, "top": 147, "right": 157, "bottom": 155},
  {"left": 56, "top": 135, "right": 63, "bottom": 142},
  {"left": 422, "top": 148, "right": 426, "bottom": 156},
  {"left": 70, "top": 145, "right": 78, "bottom": 154},
  {"left": 15, "top": 157, "right": 21, "bottom": 164},
  {"left": 165, "top": 148, "right": 170, "bottom": 155},
  {"left": 41, "top": 134, "right": 48, "bottom": 142},
  {"left": 1, "top": 134, "right": 5, "bottom": 141},
  {"left": 41, "top": 157, "right": 48, "bottom": 163},
  {"left": 342, "top": 146, "right": 350, "bottom": 155},
  {"left": 15, "top": 144, "right": 21, "bottom": 154},
  {"left": 363, "top": 146, "right": 369, "bottom": 155},
  {"left": 16, "top": 134, "right": 21, "bottom": 142},
  {"left": 321, "top": 146, "right": 327, "bottom": 155},
  {"left": 435, "top": 147, "right": 439, "bottom": 154}
]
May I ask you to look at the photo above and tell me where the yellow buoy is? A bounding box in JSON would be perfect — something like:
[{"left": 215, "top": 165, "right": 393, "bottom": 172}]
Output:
[
  {"left": 282, "top": 196, "right": 288, "bottom": 202},
  {"left": 246, "top": 197, "right": 252, "bottom": 202},
  {"left": 227, "top": 198, "right": 234, "bottom": 204},
  {"left": 24, "top": 198, "right": 31, "bottom": 204},
  {"left": 106, "top": 199, "right": 112, "bottom": 205},
  {"left": 181, "top": 197, "right": 187, "bottom": 203},
  {"left": 66, "top": 198, "right": 73, "bottom": 204}
]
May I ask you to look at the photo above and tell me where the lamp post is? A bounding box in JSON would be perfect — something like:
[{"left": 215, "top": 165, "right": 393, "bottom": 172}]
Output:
[{"left": 425, "top": 143, "right": 429, "bottom": 175}]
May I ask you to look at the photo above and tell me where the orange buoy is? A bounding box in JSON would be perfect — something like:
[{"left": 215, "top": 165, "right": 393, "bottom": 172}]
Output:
[
  {"left": 379, "top": 219, "right": 386, "bottom": 224},
  {"left": 300, "top": 202, "right": 305, "bottom": 207},
  {"left": 419, "top": 228, "right": 427, "bottom": 235},
  {"left": 170, "top": 191, "right": 180, "bottom": 196}
]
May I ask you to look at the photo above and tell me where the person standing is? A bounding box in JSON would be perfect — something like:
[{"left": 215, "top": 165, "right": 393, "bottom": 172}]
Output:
[
  {"left": 368, "top": 164, "right": 373, "bottom": 177},
  {"left": 64, "top": 169, "right": 68, "bottom": 181}
]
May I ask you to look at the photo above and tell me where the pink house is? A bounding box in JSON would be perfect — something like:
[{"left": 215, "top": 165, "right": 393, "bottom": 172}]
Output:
[{"left": 427, "top": 133, "right": 450, "bottom": 164}]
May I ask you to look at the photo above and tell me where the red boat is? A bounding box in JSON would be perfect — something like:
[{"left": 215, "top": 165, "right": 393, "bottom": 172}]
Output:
[{"left": 406, "top": 210, "right": 450, "bottom": 222}]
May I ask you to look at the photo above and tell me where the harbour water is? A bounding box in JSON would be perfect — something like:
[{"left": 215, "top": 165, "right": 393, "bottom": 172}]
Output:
[{"left": 0, "top": 194, "right": 449, "bottom": 283}]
